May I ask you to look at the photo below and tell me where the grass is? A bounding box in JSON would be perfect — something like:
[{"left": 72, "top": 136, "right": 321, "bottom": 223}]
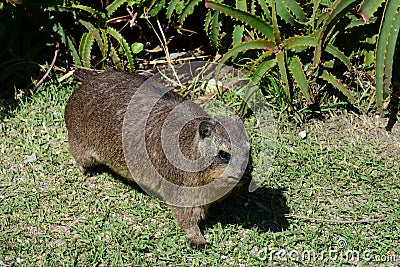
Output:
[{"left": 0, "top": 76, "right": 399, "bottom": 266}]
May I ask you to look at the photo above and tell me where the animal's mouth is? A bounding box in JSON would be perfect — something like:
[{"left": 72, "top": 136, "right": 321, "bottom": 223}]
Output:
[{"left": 219, "top": 161, "right": 252, "bottom": 187}]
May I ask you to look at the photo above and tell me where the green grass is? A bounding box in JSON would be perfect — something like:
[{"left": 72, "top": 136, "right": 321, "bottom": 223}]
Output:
[{"left": 0, "top": 77, "right": 399, "bottom": 266}]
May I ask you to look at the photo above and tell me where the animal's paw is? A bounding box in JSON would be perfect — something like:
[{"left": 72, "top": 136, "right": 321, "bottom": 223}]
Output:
[
  {"left": 189, "top": 241, "right": 210, "bottom": 250},
  {"left": 187, "top": 234, "right": 209, "bottom": 250}
]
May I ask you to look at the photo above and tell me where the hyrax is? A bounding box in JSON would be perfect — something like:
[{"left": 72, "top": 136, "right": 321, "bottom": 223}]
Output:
[{"left": 65, "top": 69, "right": 251, "bottom": 247}]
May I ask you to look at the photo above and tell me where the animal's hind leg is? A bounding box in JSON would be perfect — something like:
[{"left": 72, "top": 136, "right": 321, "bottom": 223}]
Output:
[
  {"left": 75, "top": 155, "right": 103, "bottom": 176},
  {"left": 68, "top": 140, "right": 102, "bottom": 176}
]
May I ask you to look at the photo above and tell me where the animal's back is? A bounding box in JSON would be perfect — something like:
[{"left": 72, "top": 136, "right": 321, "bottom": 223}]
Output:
[{"left": 64, "top": 69, "right": 207, "bottom": 179}]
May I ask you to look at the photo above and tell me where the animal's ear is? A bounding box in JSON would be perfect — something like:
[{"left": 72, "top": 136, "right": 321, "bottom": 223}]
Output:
[{"left": 199, "top": 120, "right": 214, "bottom": 139}]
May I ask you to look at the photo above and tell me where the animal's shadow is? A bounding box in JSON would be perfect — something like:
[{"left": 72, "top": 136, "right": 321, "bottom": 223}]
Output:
[
  {"left": 386, "top": 81, "right": 400, "bottom": 131},
  {"left": 89, "top": 167, "right": 289, "bottom": 234},
  {"left": 205, "top": 186, "right": 290, "bottom": 233}
]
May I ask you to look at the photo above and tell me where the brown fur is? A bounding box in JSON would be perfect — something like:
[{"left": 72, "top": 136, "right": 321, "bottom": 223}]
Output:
[{"left": 64, "top": 69, "right": 250, "bottom": 247}]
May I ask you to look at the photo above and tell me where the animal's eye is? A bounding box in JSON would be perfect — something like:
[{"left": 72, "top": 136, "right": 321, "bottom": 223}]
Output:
[{"left": 218, "top": 150, "right": 230, "bottom": 163}]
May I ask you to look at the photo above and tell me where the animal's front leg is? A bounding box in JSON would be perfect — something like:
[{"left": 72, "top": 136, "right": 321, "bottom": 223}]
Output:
[{"left": 170, "top": 205, "right": 209, "bottom": 248}]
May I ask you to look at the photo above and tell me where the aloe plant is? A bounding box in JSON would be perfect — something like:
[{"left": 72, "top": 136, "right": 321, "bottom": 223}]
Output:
[
  {"left": 56, "top": 0, "right": 144, "bottom": 71},
  {"left": 203, "top": 0, "right": 360, "bottom": 112},
  {"left": 120, "top": 0, "right": 399, "bottom": 115},
  {"left": 360, "top": 0, "right": 400, "bottom": 115}
]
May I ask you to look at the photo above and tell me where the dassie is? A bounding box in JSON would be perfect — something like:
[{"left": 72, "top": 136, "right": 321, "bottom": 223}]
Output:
[{"left": 64, "top": 69, "right": 251, "bottom": 247}]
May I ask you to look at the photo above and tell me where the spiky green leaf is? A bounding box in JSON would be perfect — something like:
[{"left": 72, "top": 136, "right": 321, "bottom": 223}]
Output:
[
  {"left": 313, "top": 0, "right": 359, "bottom": 67},
  {"left": 71, "top": 4, "right": 100, "bottom": 17},
  {"left": 345, "top": 17, "right": 376, "bottom": 29},
  {"left": 100, "top": 29, "right": 109, "bottom": 68},
  {"left": 276, "top": 51, "right": 291, "bottom": 101},
  {"left": 325, "top": 44, "right": 351, "bottom": 70},
  {"left": 375, "top": 0, "right": 400, "bottom": 115},
  {"left": 167, "top": 0, "right": 181, "bottom": 19},
  {"left": 205, "top": 10, "right": 221, "bottom": 48},
  {"left": 109, "top": 44, "right": 123, "bottom": 70},
  {"left": 252, "top": 57, "right": 277, "bottom": 85},
  {"left": 320, "top": 70, "right": 355, "bottom": 103},
  {"left": 288, "top": 56, "right": 313, "bottom": 104},
  {"left": 233, "top": 25, "right": 244, "bottom": 47},
  {"left": 271, "top": 0, "right": 281, "bottom": 43},
  {"left": 257, "top": 0, "right": 272, "bottom": 21},
  {"left": 284, "top": 35, "right": 316, "bottom": 48},
  {"left": 285, "top": 36, "right": 351, "bottom": 69},
  {"left": 266, "top": 0, "right": 307, "bottom": 25},
  {"left": 283, "top": 0, "right": 307, "bottom": 23},
  {"left": 232, "top": 0, "right": 247, "bottom": 47},
  {"left": 276, "top": 0, "right": 296, "bottom": 25},
  {"left": 205, "top": 1, "right": 274, "bottom": 40},
  {"left": 179, "top": 0, "right": 202, "bottom": 24},
  {"left": 204, "top": 9, "right": 212, "bottom": 31},
  {"left": 359, "top": 0, "right": 385, "bottom": 22},
  {"left": 107, "top": 26, "right": 135, "bottom": 71},
  {"left": 78, "top": 20, "right": 107, "bottom": 57},
  {"left": 240, "top": 58, "right": 276, "bottom": 114},
  {"left": 53, "top": 23, "right": 81, "bottom": 66},
  {"left": 219, "top": 40, "right": 276, "bottom": 64},
  {"left": 79, "top": 32, "right": 95, "bottom": 68},
  {"left": 383, "top": 7, "right": 400, "bottom": 92},
  {"left": 106, "top": 0, "right": 126, "bottom": 17},
  {"left": 236, "top": 0, "right": 247, "bottom": 10}
]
